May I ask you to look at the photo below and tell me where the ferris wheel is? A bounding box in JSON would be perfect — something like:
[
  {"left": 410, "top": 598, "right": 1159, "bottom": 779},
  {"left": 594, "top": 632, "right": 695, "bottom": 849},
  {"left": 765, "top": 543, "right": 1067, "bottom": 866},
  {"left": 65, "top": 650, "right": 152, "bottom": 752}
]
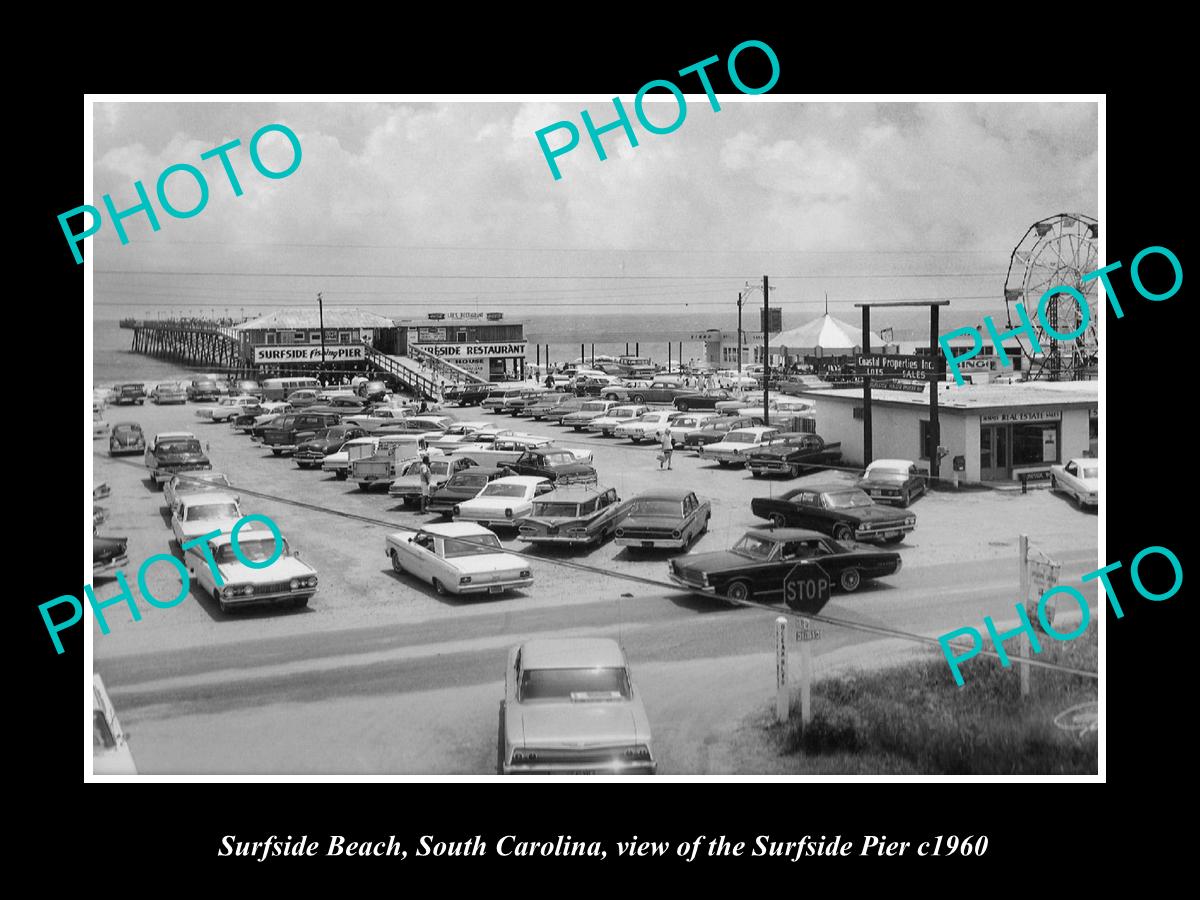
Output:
[{"left": 1003, "top": 213, "right": 1099, "bottom": 381}]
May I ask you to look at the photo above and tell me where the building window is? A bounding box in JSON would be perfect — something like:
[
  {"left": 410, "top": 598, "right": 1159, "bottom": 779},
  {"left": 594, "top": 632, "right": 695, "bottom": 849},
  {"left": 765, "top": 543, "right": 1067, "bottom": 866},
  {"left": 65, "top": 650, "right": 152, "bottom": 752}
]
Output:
[
  {"left": 456, "top": 330, "right": 468, "bottom": 343},
  {"left": 1011, "top": 421, "right": 1059, "bottom": 466},
  {"left": 339, "top": 331, "right": 350, "bottom": 344},
  {"left": 265, "top": 332, "right": 276, "bottom": 345},
  {"left": 292, "top": 331, "right": 306, "bottom": 344},
  {"left": 919, "top": 420, "right": 937, "bottom": 460}
]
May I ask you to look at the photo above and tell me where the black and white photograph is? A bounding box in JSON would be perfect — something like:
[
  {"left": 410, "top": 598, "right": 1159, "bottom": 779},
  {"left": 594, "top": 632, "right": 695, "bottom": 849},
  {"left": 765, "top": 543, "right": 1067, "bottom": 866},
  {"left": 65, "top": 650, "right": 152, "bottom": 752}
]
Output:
[{"left": 76, "top": 91, "right": 1112, "bottom": 779}]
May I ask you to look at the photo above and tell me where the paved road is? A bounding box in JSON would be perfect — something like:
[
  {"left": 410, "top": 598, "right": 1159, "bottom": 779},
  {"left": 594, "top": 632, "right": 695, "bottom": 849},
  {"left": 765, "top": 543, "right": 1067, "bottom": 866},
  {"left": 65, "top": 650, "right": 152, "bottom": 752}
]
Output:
[{"left": 91, "top": 397, "right": 1099, "bottom": 774}]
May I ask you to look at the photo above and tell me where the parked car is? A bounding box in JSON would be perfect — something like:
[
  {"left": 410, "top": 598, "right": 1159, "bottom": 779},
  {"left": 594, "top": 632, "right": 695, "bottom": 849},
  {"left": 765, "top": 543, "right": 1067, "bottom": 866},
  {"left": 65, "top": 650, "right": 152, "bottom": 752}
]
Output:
[
  {"left": 600, "top": 381, "right": 689, "bottom": 404},
  {"left": 427, "top": 466, "right": 514, "bottom": 516},
  {"left": 482, "top": 387, "right": 530, "bottom": 413},
  {"left": 745, "top": 433, "right": 842, "bottom": 478},
  {"left": 170, "top": 491, "right": 244, "bottom": 546},
  {"left": 672, "top": 390, "right": 735, "bottom": 412},
  {"left": 351, "top": 438, "right": 440, "bottom": 491},
  {"left": 612, "top": 410, "right": 681, "bottom": 444},
  {"left": 234, "top": 379, "right": 263, "bottom": 399},
  {"left": 669, "top": 527, "right": 902, "bottom": 599},
  {"left": 496, "top": 446, "right": 597, "bottom": 486},
  {"left": 145, "top": 432, "right": 211, "bottom": 485},
  {"left": 108, "top": 422, "right": 146, "bottom": 457},
  {"left": 294, "top": 425, "right": 370, "bottom": 469},
  {"left": 504, "top": 389, "right": 553, "bottom": 416},
  {"left": 261, "top": 411, "right": 343, "bottom": 456},
  {"left": 750, "top": 484, "right": 916, "bottom": 543},
  {"left": 322, "top": 435, "right": 381, "bottom": 480},
  {"left": 663, "top": 412, "right": 718, "bottom": 447},
  {"left": 516, "top": 485, "right": 626, "bottom": 546},
  {"left": 233, "top": 402, "right": 291, "bottom": 433},
  {"left": 343, "top": 405, "right": 408, "bottom": 429},
  {"left": 285, "top": 388, "right": 323, "bottom": 408},
  {"left": 715, "top": 371, "right": 759, "bottom": 390},
  {"left": 386, "top": 522, "right": 532, "bottom": 596},
  {"left": 1050, "top": 457, "right": 1099, "bottom": 509},
  {"left": 358, "top": 380, "right": 389, "bottom": 402},
  {"left": 697, "top": 426, "right": 781, "bottom": 466},
  {"left": 573, "top": 375, "right": 619, "bottom": 397},
  {"left": 499, "top": 637, "right": 656, "bottom": 775},
  {"left": 186, "top": 378, "right": 220, "bottom": 402},
  {"left": 560, "top": 400, "right": 618, "bottom": 432},
  {"left": 526, "top": 394, "right": 583, "bottom": 421},
  {"left": 93, "top": 674, "right": 137, "bottom": 774},
  {"left": 613, "top": 489, "right": 711, "bottom": 550},
  {"left": 195, "top": 395, "right": 261, "bottom": 423},
  {"left": 453, "top": 475, "right": 552, "bottom": 529},
  {"left": 184, "top": 528, "right": 318, "bottom": 612},
  {"left": 856, "top": 458, "right": 927, "bottom": 507},
  {"left": 587, "top": 404, "right": 650, "bottom": 437},
  {"left": 163, "top": 471, "right": 236, "bottom": 514},
  {"left": 372, "top": 418, "right": 449, "bottom": 437},
  {"left": 681, "top": 415, "right": 765, "bottom": 449},
  {"left": 149, "top": 381, "right": 188, "bottom": 404},
  {"left": 389, "top": 455, "right": 478, "bottom": 507},
  {"left": 112, "top": 383, "right": 146, "bottom": 405},
  {"left": 427, "top": 421, "right": 494, "bottom": 451},
  {"left": 93, "top": 534, "right": 129, "bottom": 578},
  {"left": 452, "top": 434, "right": 593, "bottom": 469},
  {"left": 458, "top": 383, "right": 492, "bottom": 407}
]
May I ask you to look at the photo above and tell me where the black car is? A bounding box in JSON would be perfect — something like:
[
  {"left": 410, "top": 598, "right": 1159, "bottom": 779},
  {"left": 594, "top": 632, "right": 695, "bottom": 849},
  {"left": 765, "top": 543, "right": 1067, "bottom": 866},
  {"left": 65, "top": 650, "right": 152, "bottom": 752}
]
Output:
[
  {"left": 750, "top": 484, "right": 916, "bottom": 543},
  {"left": 682, "top": 415, "right": 764, "bottom": 449},
  {"left": 745, "top": 433, "right": 842, "bottom": 478},
  {"left": 672, "top": 390, "right": 734, "bottom": 412},
  {"left": 442, "top": 384, "right": 462, "bottom": 403},
  {"left": 294, "top": 425, "right": 370, "bottom": 469},
  {"left": 458, "top": 383, "right": 491, "bottom": 407},
  {"left": 93, "top": 534, "right": 130, "bottom": 578},
  {"left": 112, "top": 383, "right": 146, "bottom": 405},
  {"left": 145, "top": 436, "right": 212, "bottom": 486},
  {"left": 261, "top": 412, "right": 343, "bottom": 456},
  {"left": 668, "top": 527, "right": 901, "bottom": 599},
  {"left": 503, "top": 449, "right": 598, "bottom": 486},
  {"left": 425, "top": 466, "right": 513, "bottom": 516}
]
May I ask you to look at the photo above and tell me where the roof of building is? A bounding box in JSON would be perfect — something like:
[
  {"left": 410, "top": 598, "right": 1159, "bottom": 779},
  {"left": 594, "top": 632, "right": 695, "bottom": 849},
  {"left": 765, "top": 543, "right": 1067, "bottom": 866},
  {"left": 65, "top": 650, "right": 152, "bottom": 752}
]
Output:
[
  {"left": 232, "top": 308, "right": 396, "bottom": 331},
  {"left": 788, "top": 379, "right": 1098, "bottom": 413}
]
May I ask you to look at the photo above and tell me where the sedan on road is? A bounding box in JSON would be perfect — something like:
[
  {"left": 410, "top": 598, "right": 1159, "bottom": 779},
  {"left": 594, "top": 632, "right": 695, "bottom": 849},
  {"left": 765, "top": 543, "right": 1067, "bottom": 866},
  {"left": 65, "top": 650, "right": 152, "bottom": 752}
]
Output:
[
  {"left": 385, "top": 522, "right": 532, "bottom": 596},
  {"left": 751, "top": 484, "right": 915, "bottom": 543},
  {"left": 696, "top": 426, "right": 780, "bottom": 466},
  {"left": 196, "top": 395, "right": 261, "bottom": 423},
  {"left": 426, "top": 467, "right": 514, "bottom": 517},
  {"left": 499, "top": 637, "right": 657, "bottom": 775},
  {"left": 389, "top": 455, "right": 478, "bottom": 507},
  {"left": 681, "top": 415, "right": 765, "bottom": 449},
  {"left": 294, "top": 424, "right": 370, "bottom": 469},
  {"left": 170, "top": 492, "right": 244, "bottom": 546},
  {"left": 150, "top": 382, "right": 187, "bottom": 405},
  {"left": 587, "top": 405, "right": 650, "bottom": 436},
  {"left": 668, "top": 527, "right": 901, "bottom": 599},
  {"left": 184, "top": 529, "right": 318, "bottom": 613},
  {"left": 560, "top": 400, "right": 617, "bottom": 431}
]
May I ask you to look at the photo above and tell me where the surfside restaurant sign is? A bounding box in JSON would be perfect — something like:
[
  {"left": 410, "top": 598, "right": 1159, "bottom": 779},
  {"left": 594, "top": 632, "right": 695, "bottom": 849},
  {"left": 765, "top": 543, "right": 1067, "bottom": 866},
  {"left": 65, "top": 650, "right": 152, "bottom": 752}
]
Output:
[
  {"left": 254, "top": 345, "right": 366, "bottom": 363},
  {"left": 413, "top": 342, "right": 527, "bottom": 359}
]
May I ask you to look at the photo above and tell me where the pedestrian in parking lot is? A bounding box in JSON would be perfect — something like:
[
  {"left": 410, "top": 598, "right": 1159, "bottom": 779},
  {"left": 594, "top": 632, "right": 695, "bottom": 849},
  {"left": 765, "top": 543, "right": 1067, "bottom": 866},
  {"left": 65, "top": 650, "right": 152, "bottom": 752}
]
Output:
[
  {"left": 658, "top": 428, "right": 673, "bottom": 470},
  {"left": 418, "top": 454, "right": 433, "bottom": 511}
]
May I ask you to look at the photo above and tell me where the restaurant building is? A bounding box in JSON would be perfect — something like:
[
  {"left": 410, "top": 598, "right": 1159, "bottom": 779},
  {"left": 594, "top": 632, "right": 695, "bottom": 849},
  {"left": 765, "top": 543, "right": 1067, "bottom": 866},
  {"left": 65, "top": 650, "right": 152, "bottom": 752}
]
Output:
[
  {"left": 788, "top": 380, "right": 1098, "bottom": 484},
  {"left": 395, "top": 312, "right": 528, "bottom": 381},
  {"left": 232, "top": 308, "right": 397, "bottom": 368}
]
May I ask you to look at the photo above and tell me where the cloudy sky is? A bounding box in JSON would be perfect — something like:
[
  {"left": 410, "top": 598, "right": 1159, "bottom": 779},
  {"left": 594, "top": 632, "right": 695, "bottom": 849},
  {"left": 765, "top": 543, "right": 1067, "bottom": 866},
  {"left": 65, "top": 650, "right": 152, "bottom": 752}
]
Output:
[{"left": 91, "top": 100, "right": 1097, "bottom": 332}]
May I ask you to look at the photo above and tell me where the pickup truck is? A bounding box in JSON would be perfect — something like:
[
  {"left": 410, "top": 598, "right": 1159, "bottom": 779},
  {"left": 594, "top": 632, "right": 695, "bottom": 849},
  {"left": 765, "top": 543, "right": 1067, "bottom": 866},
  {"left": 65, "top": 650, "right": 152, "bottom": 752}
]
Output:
[
  {"left": 112, "top": 383, "right": 146, "bottom": 405},
  {"left": 350, "top": 437, "right": 440, "bottom": 491},
  {"left": 261, "top": 411, "right": 343, "bottom": 456},
  {"left": 745, "top": 433, "right": 842, "bottom": 477}
]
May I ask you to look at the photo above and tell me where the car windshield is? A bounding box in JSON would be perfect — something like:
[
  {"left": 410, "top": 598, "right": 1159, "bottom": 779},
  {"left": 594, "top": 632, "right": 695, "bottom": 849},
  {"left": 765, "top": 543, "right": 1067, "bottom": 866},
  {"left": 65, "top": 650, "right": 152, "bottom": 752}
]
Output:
[
  {"left": 215, "top": 537, "right": 284, "bottom": 563},
  {"left": 449, "top": 473, "right": 489, "bottom": 488},
  {"left": 825, "top": 490, "right": 874, "bottom": 509},
  {"left": 480, "top": 484, "right": 528, "bottom": 498},
  {"left": 532, "top": 502, "right": 581, "bottom": 517},
  {"left": 186, "top": 502, "right": 240, "bottom": 521},
  {"left": 92, "top": 709, "right": 115, "bottom": 749},
  {"left": 160, "top": 440, "right": 201, "bottom": 454},
  {"left": 442, "top": 533, "right": 504, "bottom": 558},
  {"left": 724, "top": 431, "right": 759, "bottom": 443},
  {"left": 1080, "top": 466, "right": 1099, "bottom": 479},
  {"left": 113, "top": 426, "right": 140, "bottom": 437},
  {"left": 543, "top": 452, "right": 574, "bottom": 465},
  {"left": 865, "top": 469, "right": 908, "bottom": 483},
  {"left": 627, "top": 499, "right": 682, "bottom": 517},
  {"left": 733, "top": 534, "right": 778, "bottom": 559},
  {"left": 611, "top": 408, "right": 638, "bottom": 417},
  {"left": 520, "top": 667, "right": 632, "bottom": 702},
  {"left": 581, "top": 402, "right": 608, "bottom": 411}
]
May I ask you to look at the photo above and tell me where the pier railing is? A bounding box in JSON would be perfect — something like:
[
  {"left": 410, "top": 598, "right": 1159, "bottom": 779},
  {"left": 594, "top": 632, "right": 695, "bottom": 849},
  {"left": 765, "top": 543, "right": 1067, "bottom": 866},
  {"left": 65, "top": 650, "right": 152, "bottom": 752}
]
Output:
[
  {"left": 406, "top": 343, "right": 487, "bottom": 384},
  {"left": 364, "top": 347, "right": 440, "bottom": 400}
]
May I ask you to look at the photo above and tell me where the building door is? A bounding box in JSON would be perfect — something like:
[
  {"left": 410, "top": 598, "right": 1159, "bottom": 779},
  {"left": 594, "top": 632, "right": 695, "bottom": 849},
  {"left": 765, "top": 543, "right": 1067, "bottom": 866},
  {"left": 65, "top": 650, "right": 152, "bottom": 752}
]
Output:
[{"left": 980, "top": 425, "right": 1009, "bottom": 481}]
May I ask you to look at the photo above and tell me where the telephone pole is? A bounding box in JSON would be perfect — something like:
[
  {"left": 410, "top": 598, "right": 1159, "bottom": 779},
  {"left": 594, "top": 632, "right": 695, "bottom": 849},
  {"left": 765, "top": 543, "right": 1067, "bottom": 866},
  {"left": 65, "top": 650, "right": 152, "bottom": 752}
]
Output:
[
  {"left": 317, "top": 291, "right": 327, "bottom": 387},
  {"left": 762, "top": 275, "right": 770, "bottom": 426},
  {"left": 736, "top": 291, "right": 744, "bottom": 376}
]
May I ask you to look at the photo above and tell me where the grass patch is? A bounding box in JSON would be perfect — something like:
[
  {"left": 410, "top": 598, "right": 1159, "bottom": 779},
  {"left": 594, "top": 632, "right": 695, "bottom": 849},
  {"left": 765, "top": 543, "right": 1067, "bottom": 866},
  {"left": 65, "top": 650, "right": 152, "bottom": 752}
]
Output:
[{"left": 775, "top": 626, "right": 1097, "bottom": 774}]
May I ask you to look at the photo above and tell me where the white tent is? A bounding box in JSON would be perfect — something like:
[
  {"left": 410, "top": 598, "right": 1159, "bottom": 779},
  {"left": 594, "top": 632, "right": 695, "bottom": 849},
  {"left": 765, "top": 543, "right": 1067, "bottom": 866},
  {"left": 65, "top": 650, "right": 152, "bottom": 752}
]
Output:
[{"left": 772, "top": 313, "right": 883, "bottom": 357}]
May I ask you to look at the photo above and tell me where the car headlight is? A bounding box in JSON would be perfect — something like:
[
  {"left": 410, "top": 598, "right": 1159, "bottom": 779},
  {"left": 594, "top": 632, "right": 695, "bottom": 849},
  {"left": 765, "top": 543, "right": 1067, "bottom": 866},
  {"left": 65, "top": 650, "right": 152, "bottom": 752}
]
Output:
[
  {"left": 519, "top": 569, "right": 531, "bottom": 578},
  {"left": 459, "top": 576, "right": 472, "bottom": 585},
  {"left": 289, "top": 578, "right": 300, "bottom": 590},
  {"left": 905, "top": 517, "right": 915, "bottom": 525},
  {"left": 671, "top": 530, "right": 681, "bottom": 539},
  {"left": 615, "top": 527, "right": 625, "bottom": 538},
  {"left": 221, "top": 586, "right": 236, "bottom": 599},
  {"left": 306, "top": 576, "right": 318, "bottom": 587}
]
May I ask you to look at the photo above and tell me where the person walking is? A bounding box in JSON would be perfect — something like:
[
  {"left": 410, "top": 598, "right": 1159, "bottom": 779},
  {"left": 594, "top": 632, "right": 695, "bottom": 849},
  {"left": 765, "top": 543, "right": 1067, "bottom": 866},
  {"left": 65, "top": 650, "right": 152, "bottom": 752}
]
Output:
[
  {"left": 418, "top": 454, "right": 433, "bottom": 511},
  {"left": 658, "top": 427, "right": 673, "bottom": 470}
]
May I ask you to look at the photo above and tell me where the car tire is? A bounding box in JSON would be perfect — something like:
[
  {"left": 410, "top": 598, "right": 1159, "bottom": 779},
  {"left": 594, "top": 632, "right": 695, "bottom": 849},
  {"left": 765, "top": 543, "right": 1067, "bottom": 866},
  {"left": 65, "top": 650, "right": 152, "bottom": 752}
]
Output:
[
  {"left": 271, "top": 449, "right": 282, "bottom": 457},
  {"left": 632, "top": 394, "right": 645, "bottom": 403},
  {"left": 390, "top": 549, "right": 405, "bottom": 575},
  {"left": 292, "top": 597, "right": 309, "bottom": 609},
  {"left": 1050, "top": 476, "right": 1058, "bottom": 492},
  {"left": 699, "top": 514, "right": 709, "bottom": 535},
  {"left": 725, "top": 579, "right": 752, "bottom": 602},
  {"left": 839, "top": 568, "right": 862, "bottom": 592},
  {"left": 630, "top": 436, "right": 641, "bottom": 444},
  {"left": 769, "top": 513, "right": 787, "bottom": 528},
  {"left": 883, "top": 534, "right": 905, "bottom": 544},
  {"left": 717, "top": 460, "right": 730, "bottom": 467},
  {"left": 1073, "top": 492, "right": 1084, "bottom": 509},
  {"left": 572, "top": 425, "right": 582, "bottom": 432},
  {"left": 432, "top": 578, "right": 447, "bottom": 596},
  {"left": 357, "top": 482, "right": 371, "bottom": 491},
  {"left": 832, "top": 523, "right": 854, "bottom": 542},
  {"left": 497, "top": 702, "right": 507, "bottom": 775},
  {"left": 677, "top": 401, "right": 690, "bottom": 412},
  {"left": 900, "top": 490, "right": 911, "bottom": 508},
  {"left": 334, "top": 471, "right": 348, "bottom": 481}
]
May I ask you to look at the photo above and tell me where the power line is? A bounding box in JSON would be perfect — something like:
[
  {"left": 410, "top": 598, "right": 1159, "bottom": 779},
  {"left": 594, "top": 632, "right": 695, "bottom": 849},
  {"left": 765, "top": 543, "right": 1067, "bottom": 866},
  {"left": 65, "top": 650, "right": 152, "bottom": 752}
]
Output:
[
  {"left": 95, "top": 270, "right": 1008, "bottom": 280},
  {"left": 94, "top": 295, "right": 1002, "bottom": 308}
]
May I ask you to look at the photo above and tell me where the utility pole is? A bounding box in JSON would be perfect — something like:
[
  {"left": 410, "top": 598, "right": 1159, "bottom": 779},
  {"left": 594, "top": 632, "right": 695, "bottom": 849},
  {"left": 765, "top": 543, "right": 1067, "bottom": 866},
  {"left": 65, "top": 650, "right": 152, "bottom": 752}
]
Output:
[
  {"left": 318, "top": 291, "right": 326, "bottom": 387},
  {"left": 762, "top": 275, "right": 770, "bottom": 427},
  {"left": 736, "top": 291, "right": 744, "bottom": 377}
]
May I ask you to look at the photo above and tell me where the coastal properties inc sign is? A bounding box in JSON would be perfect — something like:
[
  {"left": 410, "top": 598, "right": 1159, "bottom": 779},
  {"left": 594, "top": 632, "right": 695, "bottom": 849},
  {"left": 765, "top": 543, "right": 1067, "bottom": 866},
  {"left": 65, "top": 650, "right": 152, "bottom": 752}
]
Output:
[
  {"left": 253, "top": 345, "right": 366, "bottom": 363},
  {"left": 413, "top": 342, "right": 527, "bottom": 359}
]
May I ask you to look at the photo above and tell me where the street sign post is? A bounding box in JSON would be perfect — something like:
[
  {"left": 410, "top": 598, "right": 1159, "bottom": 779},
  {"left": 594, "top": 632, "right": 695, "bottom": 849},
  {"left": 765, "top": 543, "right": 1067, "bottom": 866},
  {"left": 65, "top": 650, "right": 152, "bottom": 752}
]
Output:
[
  {"left": 775, "top": 617, "right": 789, "bottom": 723},
  {"left": 794, "top": 617, "right": 820, "bottom": 725},
  {"left": 783, "top": 562, "right": 831, "bottom": 611}
]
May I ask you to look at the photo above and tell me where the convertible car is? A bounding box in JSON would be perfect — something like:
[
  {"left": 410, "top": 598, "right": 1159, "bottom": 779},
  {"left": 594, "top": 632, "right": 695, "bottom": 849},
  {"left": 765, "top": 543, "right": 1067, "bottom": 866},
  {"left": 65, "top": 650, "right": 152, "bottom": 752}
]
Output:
[
  {"left": 385, "top": 522, "right": 532, "bottom": 596},
  {"left": 668, "top": 527, "right": 901, "bottom": 599},
  {"left": 750, "top": 484, "right": 915, "bottom": 543},
  {"left": 516, "top": 485, "right": 626, "bottom": 547}
]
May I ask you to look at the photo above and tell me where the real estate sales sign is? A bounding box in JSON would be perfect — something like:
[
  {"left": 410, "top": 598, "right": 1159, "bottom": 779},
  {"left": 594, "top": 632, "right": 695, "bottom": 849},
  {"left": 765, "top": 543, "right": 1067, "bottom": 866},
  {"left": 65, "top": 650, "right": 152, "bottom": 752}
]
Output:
[{"left": 253, "top": 345, "right": 366, "bottom": 363}]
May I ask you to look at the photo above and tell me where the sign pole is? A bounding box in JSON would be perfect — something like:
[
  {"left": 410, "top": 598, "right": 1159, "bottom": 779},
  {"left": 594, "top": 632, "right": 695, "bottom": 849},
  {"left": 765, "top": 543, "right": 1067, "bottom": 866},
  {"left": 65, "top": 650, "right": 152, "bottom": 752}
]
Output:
[
  {"left": 762, "top": 276, "right": 770, "bottom": 427},
  {"left": 929, "top": 303, "right": 941, "bottom": 481},
  {"left": 1019, "top": 533, "right": 1030, "bottom": 698},
  {"left": 862, "top": 305, "right": 873, "bottom": 466},
  {"left": 317, "top": 291, "right": 326, "bottom": 387},
  {"left": 798, "top": 619, "right": 813, "bottom": 725},
  {"left": 775, "top": 616, "right": 789, "bottom": 723}
]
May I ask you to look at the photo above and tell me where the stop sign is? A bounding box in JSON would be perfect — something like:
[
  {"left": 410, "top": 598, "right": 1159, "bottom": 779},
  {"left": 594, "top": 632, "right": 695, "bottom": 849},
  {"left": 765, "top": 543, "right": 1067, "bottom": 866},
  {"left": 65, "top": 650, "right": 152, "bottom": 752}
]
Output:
[{"left": 783, "top": 561, "right": 831, "bottom": 610}]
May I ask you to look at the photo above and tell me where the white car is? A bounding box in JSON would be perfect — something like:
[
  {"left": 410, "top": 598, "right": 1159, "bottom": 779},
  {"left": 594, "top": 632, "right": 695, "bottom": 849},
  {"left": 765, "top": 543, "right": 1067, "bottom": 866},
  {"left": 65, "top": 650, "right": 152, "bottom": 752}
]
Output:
[
  {"left": 344, "top": 406, "right": 410, "bottom": 429},
  {"left": 614, "top": 410, "right": 680, "bottom": 443},
  {"left": 322, "top": 435, "right": 380, "bottom": 480},
  {"left": 427, "top": 421, "right": 493, "bottom": 451},
  {"left": 385, "top": 522, "right": 533, "bottom": 596},
  {"left": 93, "top": 674, "right": 136, "bottom": 775},
  {"left": 452, "top": 435, "right": 594, "bottom": 468},
  {"left": 170, "top": 492, "right": 244, "bottom": 546},
  {"left": 235, "top": 402, "right": 291, "bottom": 433},
  {"left": 697, "top": 426, "right": 781, "bottom": 466},
  {"left": 664, "top": 412, "right": 718, "bottom": 447},
  {"left": 184, "top": 528, "right": 318, "bottom": 613},
  {"left": 453, "top": 476, "right": 551, "bottom": 529},
  {"left": 196, "top": 395, "right": 259, "bottom": 422},
  {"left": 163, "top": 471, "right": 236, "bottom": 513},
  {"left": 716, "top": 371, "right": 759, "bottom": 390},
  {"left": 1050, "top": 457, "right": 1099, "bottom": 509},
  {"left": 587, "top": 405, "right": 649, "bottom": 436}
]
